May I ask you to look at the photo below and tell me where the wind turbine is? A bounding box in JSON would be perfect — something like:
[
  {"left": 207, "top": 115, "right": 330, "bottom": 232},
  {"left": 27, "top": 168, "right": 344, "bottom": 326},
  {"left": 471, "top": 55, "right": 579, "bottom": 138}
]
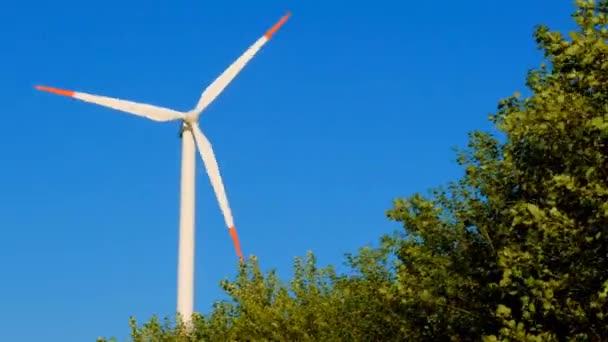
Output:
[{"left": 35, "top": 11, "right": 291, "bottom": 324}]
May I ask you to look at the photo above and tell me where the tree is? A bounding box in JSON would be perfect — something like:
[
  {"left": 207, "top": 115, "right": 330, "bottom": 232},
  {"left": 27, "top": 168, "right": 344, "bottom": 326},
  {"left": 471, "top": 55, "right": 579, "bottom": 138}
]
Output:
[
  {"left": 100, "top": 1, "right": 607, "bottom": 340},
  {"left": 385, "top": 0, "right": 608, "bottom": 339},
  {"left": 100, "top": 252, "right": 408, "bottom": 341}
]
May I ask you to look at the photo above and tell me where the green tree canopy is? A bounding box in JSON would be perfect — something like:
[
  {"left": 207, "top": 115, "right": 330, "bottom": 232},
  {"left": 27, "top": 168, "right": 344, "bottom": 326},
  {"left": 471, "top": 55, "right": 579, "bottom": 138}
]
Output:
[{"left": 100, "top": 0, "right": 607, "bottom": 340}]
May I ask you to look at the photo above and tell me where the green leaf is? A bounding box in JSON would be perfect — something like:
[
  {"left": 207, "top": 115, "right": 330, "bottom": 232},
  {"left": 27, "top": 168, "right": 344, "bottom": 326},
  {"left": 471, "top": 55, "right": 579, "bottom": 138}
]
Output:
[
  {"left": 526, "top": 203, "right": 543, "bottom": 220},
  {"left": 496, "top": 304, "right": 512, "bottom": 318}
]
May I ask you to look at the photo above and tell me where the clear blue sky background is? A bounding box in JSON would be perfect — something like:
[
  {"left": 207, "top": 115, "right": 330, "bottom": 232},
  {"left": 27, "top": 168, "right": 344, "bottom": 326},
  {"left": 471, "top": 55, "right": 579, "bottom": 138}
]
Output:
[{"left": 0, "top": 0, "right": 577, "bottom": 340}]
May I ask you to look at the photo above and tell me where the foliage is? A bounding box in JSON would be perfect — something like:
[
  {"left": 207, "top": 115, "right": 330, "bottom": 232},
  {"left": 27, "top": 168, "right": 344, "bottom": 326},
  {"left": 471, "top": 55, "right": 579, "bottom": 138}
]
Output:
[
  {"left": 98, "top": 252, "right": 407, "bottom": 341},
  {"left": 99, "top": 1, "right": 607, "bottom": 340}
]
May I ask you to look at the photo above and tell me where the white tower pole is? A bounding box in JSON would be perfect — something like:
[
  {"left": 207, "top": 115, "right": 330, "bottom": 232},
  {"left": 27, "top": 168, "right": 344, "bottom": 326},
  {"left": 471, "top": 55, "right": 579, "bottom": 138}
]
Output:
[{"left": 177, "top": 123, "right": 196, "bottom": 326}]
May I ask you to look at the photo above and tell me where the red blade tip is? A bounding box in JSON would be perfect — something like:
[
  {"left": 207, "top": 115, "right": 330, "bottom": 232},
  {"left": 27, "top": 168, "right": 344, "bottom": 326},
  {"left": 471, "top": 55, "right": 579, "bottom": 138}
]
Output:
[
  {"left": 229, "top": 226, "right": 244, "bottom": 262},
  {"left": 35, "top": 85, "right": 75, "bottom": 97},
  {"left": 264, "top": 12, "right": 292, "bottom": 39}
]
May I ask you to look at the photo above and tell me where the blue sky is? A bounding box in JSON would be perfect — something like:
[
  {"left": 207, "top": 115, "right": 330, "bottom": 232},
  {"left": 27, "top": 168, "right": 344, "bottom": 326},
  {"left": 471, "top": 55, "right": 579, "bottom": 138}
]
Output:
[{"left": 0, "top": 0, "right": 577, "bottom": 340}]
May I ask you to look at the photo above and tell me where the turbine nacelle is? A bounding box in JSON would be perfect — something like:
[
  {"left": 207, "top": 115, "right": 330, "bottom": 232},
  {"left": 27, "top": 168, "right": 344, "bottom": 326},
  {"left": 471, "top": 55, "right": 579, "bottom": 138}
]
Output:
[{"left": 178, "top": 120, "right": 190, "bottom": 138}]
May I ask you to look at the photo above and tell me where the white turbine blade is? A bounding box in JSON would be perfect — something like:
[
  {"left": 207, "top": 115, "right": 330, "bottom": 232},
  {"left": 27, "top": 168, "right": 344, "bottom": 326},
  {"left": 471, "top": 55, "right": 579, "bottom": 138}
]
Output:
[
  {"left": 193, "top": 12, "right": 291, "bottom": 114},
  {"left": 190, "top": 123, "right": 243, "bottom": 261},
  {"left": 35, "top": 85, "right": 185, "bottom": 122}
]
